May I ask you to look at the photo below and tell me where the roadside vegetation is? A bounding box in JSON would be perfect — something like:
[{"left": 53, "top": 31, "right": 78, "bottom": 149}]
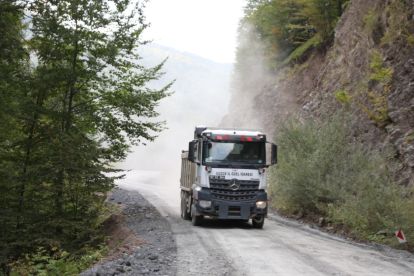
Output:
[
  {"left": 269, "top": 113, "right": 414, "bottom": 249},
  {"left": 0, "top": 0, "right": 170, "bottom": 274}
]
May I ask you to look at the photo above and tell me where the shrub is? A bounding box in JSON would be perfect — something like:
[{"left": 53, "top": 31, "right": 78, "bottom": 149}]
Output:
[
  {"left": 369, "top": 51, "right": 393, "bottom": 84},
  {"left": 334, "top": 89, "right": 352, "bottom": 105},
  {"left": 269, "top": 114, "right": 350, "bottom": 214},
  {"left": 269, "top": 112, "right": 413, "bottom": 245},
  {"left": 9, "top": 245, "right": 107, "bottom": 275}
]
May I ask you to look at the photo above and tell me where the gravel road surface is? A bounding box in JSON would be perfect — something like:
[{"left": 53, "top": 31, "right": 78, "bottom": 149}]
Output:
[
  {"left": 82, "top": 187, "right": 177, "bottom": 276},
  {"left": 118, "top": 170, "right": 414, "bottom": 276}
]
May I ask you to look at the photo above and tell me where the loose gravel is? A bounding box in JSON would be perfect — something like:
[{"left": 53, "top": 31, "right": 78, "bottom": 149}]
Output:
[{"left": 81, "top": 187, "right": 177, "bottom": 276}]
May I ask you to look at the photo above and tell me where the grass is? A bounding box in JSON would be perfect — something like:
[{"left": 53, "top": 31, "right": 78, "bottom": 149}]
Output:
[
  {"left": 369, "top": 51, "right": 393, "bottom": 84},
  {"left": 363, "top": 9, "right": 379, "bottom": 33},
  {"left": 269, "top": 112, "right": 414, "bottom": 250},
  {"left": 407, "top": 35, "right": 414, "bottom": 46},
  {"left": 334, "top": 90, "right": 352, "bottom": 105},
  {"left": 352, "top": 50, "right": 392, "bottom": 127}
]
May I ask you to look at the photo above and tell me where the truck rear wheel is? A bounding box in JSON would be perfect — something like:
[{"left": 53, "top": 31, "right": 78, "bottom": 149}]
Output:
[
  {"left": 252, "top": 216, "right": 265, "bottom": 229},
  {"left": 180, "top": 191, "right": 191, "bottom": 220}
]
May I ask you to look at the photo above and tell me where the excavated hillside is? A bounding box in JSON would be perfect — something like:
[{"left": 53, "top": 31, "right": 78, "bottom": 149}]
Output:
[{"left": 224, "top": 0, "right": 414, "bottom": 186}]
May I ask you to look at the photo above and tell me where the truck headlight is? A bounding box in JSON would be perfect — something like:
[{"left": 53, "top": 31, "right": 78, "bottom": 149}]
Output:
[
  {"left": 199, "top": 200, "right": 211, "bottom": 208},
  {"left": 256, "top": 201, "right": 267, "bottom": 209}
]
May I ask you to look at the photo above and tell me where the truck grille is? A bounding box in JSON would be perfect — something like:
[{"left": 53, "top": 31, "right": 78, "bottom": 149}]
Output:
[{"left": 209, "top": 178, "right": 260, "bottom": 201}]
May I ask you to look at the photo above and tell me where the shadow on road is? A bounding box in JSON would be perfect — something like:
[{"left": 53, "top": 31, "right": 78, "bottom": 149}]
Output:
[{"left": 192, "top": 218, "right": 257, "bottom": 230}]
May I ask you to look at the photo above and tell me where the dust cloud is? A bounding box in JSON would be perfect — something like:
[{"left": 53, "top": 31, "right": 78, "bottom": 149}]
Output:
[
  {"left": 118, "top": 45, "right": 232, "bottom": 188},
  {"left": 220, "top": 23, "right": 276, "bottom": 132},
  {"left": 118, "top": 23, "right": 292, "bottom": 192},
  {"left": 221, "top": 22, "right": 299, "bottom": 139}
]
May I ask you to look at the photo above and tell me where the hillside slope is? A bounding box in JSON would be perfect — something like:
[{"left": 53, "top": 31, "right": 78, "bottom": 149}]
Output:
[{"left": 225, "top": 0, "right": 414, "bottom": 186}]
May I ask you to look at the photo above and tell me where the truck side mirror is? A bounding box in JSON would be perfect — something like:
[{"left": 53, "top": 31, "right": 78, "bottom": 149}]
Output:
[
  {"left": 188, "top": 140, "right": 196, "bottom": 162},
  {"left": 271, "top": 144, "right": 277, "bottom": 165}
]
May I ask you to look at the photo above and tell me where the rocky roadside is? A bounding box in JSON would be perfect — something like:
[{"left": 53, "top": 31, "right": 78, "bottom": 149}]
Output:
[
  {"left": 267, "top": 209, "right": 414, "bottom": 257},
  {"left": 81, "top": 187, "right": 177, "bottom": 276}
]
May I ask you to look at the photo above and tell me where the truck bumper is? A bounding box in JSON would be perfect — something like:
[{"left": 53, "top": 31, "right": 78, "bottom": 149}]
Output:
[{"left": 193, "top": 189, "right": 267, "bottom": 220}]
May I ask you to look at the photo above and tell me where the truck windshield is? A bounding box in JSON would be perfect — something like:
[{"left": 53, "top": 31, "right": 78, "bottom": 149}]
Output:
[{"left": 203, "top": 141, "right": 265, "bottom": 165}]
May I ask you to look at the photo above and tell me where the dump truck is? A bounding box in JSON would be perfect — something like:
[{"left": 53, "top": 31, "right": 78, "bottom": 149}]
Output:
[{"left": 180, "top": 126, "right": 277, "bottom": 228}]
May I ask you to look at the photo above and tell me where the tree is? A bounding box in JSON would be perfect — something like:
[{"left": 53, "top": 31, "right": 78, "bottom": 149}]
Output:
[
  {"left": 300, "top": 0, "right": 347, "bottom": 41},
  {"left": 246, "top": 0, "right": 314, "bottom": 63},
  {"left": 28, "top": 0, "right": 171, "bottom": 236},
  {"left": 0, "top": 0, "right": 171, "bottom": 267},
  {"left": 0, "top": 0, "right": 31, "bottom": 268},
  {"left": 243, "top": 0, "right": 348, "bottom": 66}
]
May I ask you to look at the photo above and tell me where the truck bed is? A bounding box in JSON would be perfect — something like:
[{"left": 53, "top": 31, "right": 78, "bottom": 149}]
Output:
[{"left": 180, "top": 151, "right": 196, "bottom": 191}]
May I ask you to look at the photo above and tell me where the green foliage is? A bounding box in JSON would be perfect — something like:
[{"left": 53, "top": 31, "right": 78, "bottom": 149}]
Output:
[
  {"left": 281, "top": 34, "right": 322, "bottom": 66},
  {"left": 245, "top": 0, "right": 313, "bottom": 63},
  {"left": 355, "top": 50, "right": 392, "bottom": 126},
  {"left": 269, "top": 114, "right": 350, "bottom": 213},
  {"left": 299, "top": 0, "right": 346, "bottom": 40},
  {"left": 369, "top": 51, "right": 393, "bottom": 83},
  {"left": 244, "top": 0, "right": 348, "bottom": 66},
  {"left": 269, "top": 113, "right": 413, "bottom": 244},
  {"left": 334, "top": 89, "right": 352, "bottom": 105},
  {"left": 10, "top": 245, "right": 107, "bottom": 275},
  {"left": 0, "top": 0, "right": 171, "bottom": 273}
]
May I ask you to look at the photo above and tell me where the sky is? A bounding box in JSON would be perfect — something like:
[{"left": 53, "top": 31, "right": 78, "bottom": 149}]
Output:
[{"left": 143, "top": 0, "right": 247, "bottom": 64}]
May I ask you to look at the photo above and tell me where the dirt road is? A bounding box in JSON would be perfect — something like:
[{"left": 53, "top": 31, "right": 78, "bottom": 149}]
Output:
[{"left": 119, "top": 170, "right": 414, "bottom": 276}]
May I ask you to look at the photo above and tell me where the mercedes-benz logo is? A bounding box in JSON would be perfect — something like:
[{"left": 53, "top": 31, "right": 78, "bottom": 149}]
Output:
[{"left": 229, "top": 179, "right": 240, "bottom": 191}]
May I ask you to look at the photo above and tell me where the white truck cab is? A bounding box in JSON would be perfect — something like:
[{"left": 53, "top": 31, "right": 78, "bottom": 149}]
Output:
[{"left": 180, "top": 126, "right": 277, "bottom": 228}]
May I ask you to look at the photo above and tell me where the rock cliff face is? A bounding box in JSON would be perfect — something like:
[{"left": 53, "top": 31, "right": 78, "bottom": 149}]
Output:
[{"left": 224, "top": 0, "right": 414, "bottom": 185}]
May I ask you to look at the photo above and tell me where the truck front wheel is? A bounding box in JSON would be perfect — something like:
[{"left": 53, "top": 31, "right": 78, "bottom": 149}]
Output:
[
  {"left": 180, "top": 191, "right": 191, "bottom": 220},
  {"left": 191, "top": 204, "right": 203, "bottom": 226},
  {"left": 252, "top": 216, "right": 265, "bottom": 229}
]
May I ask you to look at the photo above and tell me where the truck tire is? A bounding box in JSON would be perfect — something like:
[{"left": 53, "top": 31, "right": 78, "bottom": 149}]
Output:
[
  {"left": 191, "top": 204, "right": 203, "bottom": 226},
  {"left": 180, "top": 191, "right": 191, "bottom": 220},
  {"left": 252, "top": 216, "right": 265, "bottom": 229},
  {"left": 191, "top": 214, "right": 203, "bottom": 226}
]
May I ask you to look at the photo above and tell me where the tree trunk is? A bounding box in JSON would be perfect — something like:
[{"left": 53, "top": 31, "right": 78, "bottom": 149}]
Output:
[
  {"left": 16, "top": 92, "right": 43, "bottom": 229},
  {"left": 54, "top": 17, "right": 79, "bottom": 233}
]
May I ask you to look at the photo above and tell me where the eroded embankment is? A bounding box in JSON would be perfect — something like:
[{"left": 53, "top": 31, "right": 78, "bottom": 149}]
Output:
[{"left": 82, "top": 188, "right": 177, "bottom": 276}]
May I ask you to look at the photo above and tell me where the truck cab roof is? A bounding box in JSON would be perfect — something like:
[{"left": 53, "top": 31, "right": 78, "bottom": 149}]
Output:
[
  {"left": 194, "top": 126, "right": 266, "bottom": 141},
  {"left": 202, "top": 128, "right": 264, "bottom": 137}
]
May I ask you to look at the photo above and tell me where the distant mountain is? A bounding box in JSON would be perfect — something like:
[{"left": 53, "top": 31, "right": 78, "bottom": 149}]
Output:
[
  {"left": 138, "top": 44, "right": 232, "bottom": 125},
  {"left": 121, "top": 44, "right": 233, "bottom": 173}
]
